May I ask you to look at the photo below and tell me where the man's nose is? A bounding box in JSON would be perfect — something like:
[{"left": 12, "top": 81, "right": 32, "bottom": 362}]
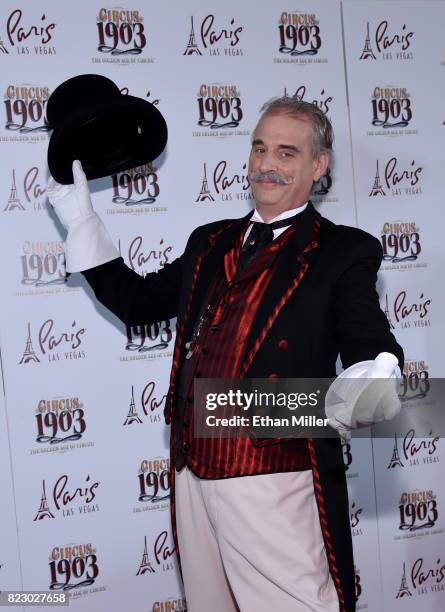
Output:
[{"left": 258, "top": 152, "right": 277, "bottom": 173}]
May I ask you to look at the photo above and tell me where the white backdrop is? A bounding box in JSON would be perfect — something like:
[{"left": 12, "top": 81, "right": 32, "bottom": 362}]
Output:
[{"left": 0, "top": 1, "right": 444, "bottom": 610}]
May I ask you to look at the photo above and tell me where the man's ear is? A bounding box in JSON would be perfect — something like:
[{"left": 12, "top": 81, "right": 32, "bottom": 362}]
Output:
[{"left": 313, "top": 150, "right": 329, "bottom": 182}]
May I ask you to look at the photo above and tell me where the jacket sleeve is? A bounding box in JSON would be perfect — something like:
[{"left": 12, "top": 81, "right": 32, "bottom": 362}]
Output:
[
  {"left": 332, "top": 232, "right": 404, "bottom": 372},
  {"left": 82, "top": 228, "right": 198, "bottom": 326}
]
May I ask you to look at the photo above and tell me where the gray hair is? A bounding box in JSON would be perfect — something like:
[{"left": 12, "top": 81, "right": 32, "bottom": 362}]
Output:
[{"left": 257, "top": 96, "right": 334, "bottom": 159}]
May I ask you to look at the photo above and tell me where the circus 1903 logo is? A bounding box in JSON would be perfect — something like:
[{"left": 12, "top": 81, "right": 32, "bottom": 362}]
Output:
[
  {"left": 123, "top": 382, "right": 166, "bottom": 426},
  {"left": 34, "top": 474, "right": 100, "bottom": 521},
  {"left": 369, "top": 157, "right": 422, "bottom": 198},
  {"left": 19, "top": 320, "right": 86, "bottom": 364},
  {"left": 95, "top": 7, "right": 149, "bottom": 62},
  {"left": 124, "top": 320, "right": 174, "bottom": 360},
  {"left": 379, "top": 222, "right": 424, "bottom": 271},
  {"left": 400, "top": 360, "right": 430, "bottom": 404},
  {"left": 18, "top": 240, "right": 66, "bottom": 291},
  {"left": 276, "top": 11, "right": 325, "bottom": 64},
  {"left": 136, "top": 531, "right": 175, "bottom": 576},
  {"left": 397, "top": 489, "right": 438, "bottom": 533},
  {"left": 194, "top": 84, "right": 247, "bottom": 137},
  {"left": 1, "top": 9, "right": 56, "bottom": 55},
  {"left": 395, "top": 557, "right": 445, "bottom": 598},
  {"left": 151, "top": 598, "right": 187, "bottom": 612},
  {"left": 183, "top": 14, "right": 243, "bottom": 56},
  {"left": 3, "top": 84, "right": 50, "bottom": 138},
  {"left": 368, "top": 86, "right": 416, "bottom": 135},
  {"left": 135, "top": 456, "right": 170, "bottom": 512},
  {"left": 109, "top": 163, "right": 163, "bottom": 214},
  {"left": 4, "top": 166, "right": 48, "bottom": 212},
  {"left": 359, "top": 21, "right": 414, "bottom": 61},
  {"left": 48, "top": 543, "right": 103, "bottom": 594},
  {"left": 33, "top": 396, "right": 88, "bottom": 452},
  {"left": 195, "top": 160, "right": 251, "bottom": 203}
]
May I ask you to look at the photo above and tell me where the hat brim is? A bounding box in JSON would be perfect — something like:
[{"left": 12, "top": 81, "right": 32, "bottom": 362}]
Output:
[{"left": 47, "top": 95, "right": 167, "bottom": 184}]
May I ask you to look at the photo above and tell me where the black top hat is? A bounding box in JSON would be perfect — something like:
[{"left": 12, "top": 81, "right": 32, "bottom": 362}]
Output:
[{"left": 46, "top": 74, "right": 168, "bottom": 184}]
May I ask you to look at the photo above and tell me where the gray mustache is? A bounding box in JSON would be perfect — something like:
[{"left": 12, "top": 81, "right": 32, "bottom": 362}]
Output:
[{"left": 249, "top": 171, "right": 291, "bottom": 185}]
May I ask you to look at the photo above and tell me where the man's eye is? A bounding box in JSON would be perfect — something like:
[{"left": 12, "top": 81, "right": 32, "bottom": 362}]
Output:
[{"left": 281, "top": 151, "right": 293, "bottom": 158}]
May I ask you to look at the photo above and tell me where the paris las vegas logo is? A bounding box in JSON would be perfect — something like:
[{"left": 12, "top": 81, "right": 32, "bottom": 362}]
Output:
[
  {"left": 395, "top": 557, "right": 445, "bottom": 598},
  {"left": 33, "top": 474, "right": 100, "bottom": 521},
  {"left": 354, "top": 566, "right": 363, "bottom": 604},
  {"left": 136, "top": 531, "right": 175, "bottom": 576},
  {"left": 134, "top": 456, "right": 170, "bottom": 513},
  {"left": 183, "top": 13, "right": 244, "bottom": 56},
  {"left": 195, "top": 160, "right": 251, "bottom": 203},
  {"left": 359, "top": 20, "right": 414, "bottom": 61},
  {"left": 369, "top": 157, "right": 423, "bottom": 198},
  {"left": 18, "top": 320, "right": 86, "bottom": 364},
  {"left": 275, "top": 11, "right": 326, "bottom": 65},
  {"left": 193, "top": 83, "right": 249, "bottom": 137},
  {"left": 4, "top": 166, "right": 48, "bottom": 212},
  {"left": 349, "top": 500, "right": 364, "bottom": 537},
  {"left": 367, "top": 86, "right": 417, "bottom": 136},
  {"left": 382, "top": 289, "right": 431, "bottom": 330},
  {"left": 2, "top": 84, "right": 50, "bottom": 140},
  {"left": 0, "top": 9, "right": 57, "bottom": 55},
  {"left": 93, "top": 7, "right": 152, "bottom": 64},
  {"left": 31, "top": 395, "right": 93, "bottom": 456},
  {"left": 48, "top": 542, "right": 104, "bottom": 595},
  {"left": 123, "top": 382, "right": 166, "bottom": 426},
  {"left": 379, "top": 221, "right": 426, "bottom": 272},
  {"left": 387, "top": 430, "right": 440, "bottom": 470}
]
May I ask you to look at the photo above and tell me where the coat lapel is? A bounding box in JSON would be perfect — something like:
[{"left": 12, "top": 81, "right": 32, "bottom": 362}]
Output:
[{"left": 181, "top": 212, "right": 252, "bottom": 343}]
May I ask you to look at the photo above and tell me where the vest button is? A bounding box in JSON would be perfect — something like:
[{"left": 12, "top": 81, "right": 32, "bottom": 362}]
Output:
[
  {"left": 210, "top": 324, "right": 221, "bottom": 332},
  {"left": 187, "top": 396, "right": 194, "bottom": 403},
  {"left": 201, "top": 346, "right": 209, "bottom": 355},
  {"left": 183, "top": 419, "right": 189, "bottom": 427},
  {"left": 278, "top": 339, "right": 289, "bottom": 350},
  {"left": 183, "top": 442, "right": 190, "bottom": 451},
  {"left": 268, "top": 373, "right": 279, "bottom": 379}
]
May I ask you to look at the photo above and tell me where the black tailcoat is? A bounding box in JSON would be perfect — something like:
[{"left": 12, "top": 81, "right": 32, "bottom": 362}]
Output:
[{"left": 84, "top": 203, "right": 404, "bottom": 612}]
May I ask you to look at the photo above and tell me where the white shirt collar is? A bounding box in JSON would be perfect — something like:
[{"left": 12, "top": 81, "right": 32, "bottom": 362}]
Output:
[{"left": 251, "top": 202, "right": 308, "bottom": 224}]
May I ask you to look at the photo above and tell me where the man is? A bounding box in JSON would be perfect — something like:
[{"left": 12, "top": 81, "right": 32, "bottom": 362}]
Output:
[{"left": 48, "top": 97, "right": 403, "bottom": 612}]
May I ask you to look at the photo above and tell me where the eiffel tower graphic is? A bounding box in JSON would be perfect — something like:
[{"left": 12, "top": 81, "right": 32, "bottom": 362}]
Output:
[
  {"left": 183, "top": 16, "right": 202, "bottom": 56},
  {"left": 195, "top": 163, "right": 215, "bottom": 202},
  {"left": 360, "top": 22, "right": 376, "bottom": 60},
  {"left": 5, "top": 169, "right": 25, "bottom": 211},
  {"left": 34, "top": 480, "right": 55, "bottom": 521},
  {"left": 369, "top": 160, "right": 385, "bottom": 196},
  {"left": 19, "top": 323, "right": 40, "bottom": 364},
  {"left": 383, "top": 294, "right": 395, "bottom": 329},
  {"left": 0, "top": 37, "right": 8, "bottom": 54},
  {"left": 123, "top": 385, "right": 143, "bottom": 425},
  {"left": 388, "top": 433, "right": 404, "bottom": 469},
  {"left": 396, "top": 562, "right": 412, "bottom": 598},
  {"left": 136, "top": 536, "right": 155, "bottom": 575}
]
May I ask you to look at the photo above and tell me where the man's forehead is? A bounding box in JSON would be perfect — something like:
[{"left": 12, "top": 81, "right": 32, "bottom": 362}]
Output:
[{"left": 252, "top": 112, "right": 312, "bottom": 143}]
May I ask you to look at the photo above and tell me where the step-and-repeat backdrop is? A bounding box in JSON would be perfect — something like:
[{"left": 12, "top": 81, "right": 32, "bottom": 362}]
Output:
[{"left": 0, "top": 1, "right": 444, "bottom": 610}]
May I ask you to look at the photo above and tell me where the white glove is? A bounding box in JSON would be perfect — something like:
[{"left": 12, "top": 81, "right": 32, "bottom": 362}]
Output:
[
  {"left": 325, "top": 352, "right": 401, "bottom": 442},
  {"left": 47, "top": 160, "right": 119, "bottom": 273}
]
